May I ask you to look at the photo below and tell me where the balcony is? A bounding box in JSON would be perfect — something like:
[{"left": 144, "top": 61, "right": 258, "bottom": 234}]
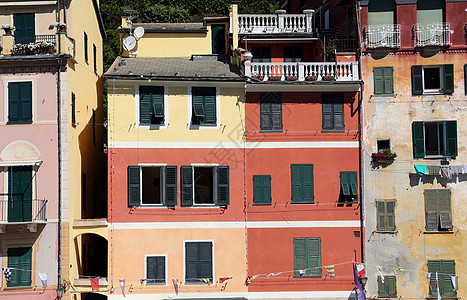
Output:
[
  {"left": 0, "top": 198, "right": 47, "bottom": 233},
  {"left": 245, "top": 61, "right": 359, "bottom": 82},
  {"left": 413, "top": 22, "right": 450, "bottom": 47},
  {"left": 365, "top": 24, "right": 401, "bottom": 49},
  {"left": 233, "top": 12, "right": 314, "bottom": 35},
  {"left": 0, "top": 32, "right": 75, "bottom": 58}
]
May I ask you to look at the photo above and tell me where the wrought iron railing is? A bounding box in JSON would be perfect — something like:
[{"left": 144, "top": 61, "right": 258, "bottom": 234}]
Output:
[
  {"left": 0, "top": 198, "right": 47, "bottom": 223},
  {"left": 336, "top": 37, "right": 356, "bottom": 52},
  {"left": 413, "top": 22, "right": 450, "bottom": 47},
  {"left": 365, "top": 24, "right": 401, "bottom": 49}
]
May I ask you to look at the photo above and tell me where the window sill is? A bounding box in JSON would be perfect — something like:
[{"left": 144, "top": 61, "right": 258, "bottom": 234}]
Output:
[
  {"left": 184, "top": 280, "right": 213, "bottom": 285},
  {"left": 3, "top": 286, "right": 32, "bottom": 290},
  {"left": 321, "top": 130, "right": 345, "bottom": 133},
  {"left": 423, "top": 230, "right": 453, "bottom": 234},
  {"left": 375, "top": 230, "right": 397, "bottom": 234},
  {"left": 292, "top": 275, "right": 322, "bottom": 279},
  {"left": 290, "top": 201, "right": 315, "bottom": 204},
  {"left": 145, "top": 282, "right": 167, "bottom": 286},
  {"left": 252, "top": 202, "right": 271, "bottom": 206},
  {"left": 6, "top": 121, "right": 33, "bottom": 125},
  {"left": 259, "top": 130, "right": 283, "bottom": 133},
  {"left": 426, "top": 297, "right": 457, "bottom": 299}
]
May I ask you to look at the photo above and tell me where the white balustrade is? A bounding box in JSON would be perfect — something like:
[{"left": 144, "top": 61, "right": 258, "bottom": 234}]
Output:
[
  {"left": 413, "top": 22, "right": 450, "bottom": 47},
  {"left": 237, "top": 13, "right": 313, "bottom": 34},
  {"left": 365, "top": 24, "right": 401, "bottom": 48}
]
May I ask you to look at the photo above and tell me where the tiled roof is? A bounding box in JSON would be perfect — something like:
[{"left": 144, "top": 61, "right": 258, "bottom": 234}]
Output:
[{"left": 118, "top": 23, "right": 207, "bottom": 33}]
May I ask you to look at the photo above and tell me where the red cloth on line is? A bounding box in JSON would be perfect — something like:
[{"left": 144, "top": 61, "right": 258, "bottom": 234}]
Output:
[{"left": 90, "top": 278, "right": 100, "bottom": 291}]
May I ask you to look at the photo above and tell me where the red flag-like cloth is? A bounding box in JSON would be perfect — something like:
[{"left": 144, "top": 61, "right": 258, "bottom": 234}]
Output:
[{"left": 90, "top": 278, "right": 100, "bottom": 291}]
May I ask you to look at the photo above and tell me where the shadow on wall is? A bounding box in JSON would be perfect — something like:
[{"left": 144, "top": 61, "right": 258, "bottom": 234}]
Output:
[{"left": 409, "top": 173, "right": 467, "bottom": 187}]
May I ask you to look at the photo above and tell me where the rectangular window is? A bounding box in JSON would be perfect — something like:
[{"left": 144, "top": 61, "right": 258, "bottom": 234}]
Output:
[
  {"left": 428, "top": 260, "right": 456, "bottom": 298},
  {"left": 260, "top": 93, "right": 282, "bottom": 131},
  {"left": 378, "top": 276, "right": 397, "bottom": 298},
  {"left": 8, "top": 166, "right": 32, "bottom": 222},
  {"left": 13, "top": 13, "right": 35, "bottom": 44},
  {"left": 464, "top": 64, "right": 467, "bottom": 95},
  {"left": 84, "top": 32, "right": 88, "bottom": 62},
  {"left": 185, "top": 242, "right": 213, "bottom": 283},
  {"left": 322, "top": 93, "right": 344, "bottom": 131},
  {"left": 251, "top": 47, "right": 271, "bottom": 62},
  {"left": 373, "top": 67, "right": 394, "bottom": 95},
  {"left": 412, "top": 121, "right": 457, "bottom": 158},
  {"left": 180, "top": 166, "right": 229, "bottom": 206},
  {"left": 8, "top": 82, "right": 32, "bottom": 123},
  {"left": 139, "top": 86, "right": 165, "bottom": 125},
  {"left": 192, "top": 87, "right": 216, "bottom": 125},
  {"left": 293, "top": 238, "right": 321, "bottom": 277},
  {"left": 211, "top": 24, "right": 226, "bottom": 55},
  {"left": 340, "top": 171, "right": 358, "bottom": 202},
  {"left": 284, "top": 47, "right": 304, "bottom": 62},
  {"left": 93, "top": 44, "right": 97, "bottom": 72},
  {"left": 412, "top": 65, "right": 454, "bottom": 95},
  {"left": 253, "top": 175, "right": 271, "bottom": 205},
  {"left": 127, "top": 166, "right": 177, "bottom": 206},
  {"left": 7, "top": 247, "right": 32, "bottom": 287},
  {"left": 376, "top": 200, "right": 396, "bottom": 231},
  {"left": 291, "top": 164, "right": 314, "bottom": 203},
  {"left": 146, "top": 255, "right": 166, "bottom": 285},
  {"left": 71, "top": 92, "right": 76, "bottom": 126},
  {"left": 424, "top": 189, "right": 452, "bottom": 232}
]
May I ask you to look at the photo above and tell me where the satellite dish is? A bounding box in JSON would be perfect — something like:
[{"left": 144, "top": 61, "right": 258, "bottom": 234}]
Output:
[
  {"left": 133, "top": 26, "right": 145, "bottom": 40},
  {"left": 123, "top": 36, "right": 136, "bottom": 51}
]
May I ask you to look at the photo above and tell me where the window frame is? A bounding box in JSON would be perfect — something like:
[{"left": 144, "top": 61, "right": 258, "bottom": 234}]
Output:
[
  {"left": 5, "top": 79, "right": 35, "bottom": 124},
  {"left": 412, "top": 120, "right": 457, "bottom": 158},
  {"left": 188, "top": 86, "right": 220, "bottom": 129},
  {"left": 377, "top": 275, "right": 397, "bottom": 298},
  {"left": 291, "top": 164, "right": 314, "bottom": 204},
  {"left": 376, "top": 200, "right": 396, "bottom": 232},
  {"left": 184, "top": 240, "right": 214, "bottom": 285},
  {"left": 412, "top": 64, "right": 454, "bottom": 95},
  {"left": 293, "top": 237, "right": 321, "bottom": 277},
  {"left": 145, "top": 254, "right": 167, "bottom": 286},
  {"left": 135, "top": 85, "right": 169, "bottom": 129},
  {"left": 424, "top": 189, "right": 452, "bottom": 232},
  {"left": 253, "top": 175, "right": 272, "bottom": 205},
  {"left": 427, "top": 260, "right": 456, "bottom": 298}
]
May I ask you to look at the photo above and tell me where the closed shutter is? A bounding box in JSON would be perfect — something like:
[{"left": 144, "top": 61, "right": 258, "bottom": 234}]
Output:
[
  {"left": 8, "top": 82, "right": 20, "bottom": 122},
  {"left": 424, "top": 190, "right": 438, "bottom": 231},
  {"left": 377, "top": 276, "right": 386, "bottom": 297},
  {"left": 443, "top": 64, "right": 454, "bottom": 94},
  {"left": 387, "top": 276, "right": 397, "bottom": 297},
  {"left": 333, "top": 99, "right": 344, "bottom": 131},
  {"left": 427, "top": 261, "right": 441, "bottom": 297},
  {"left": 140, "top": 88, "right": 153, "bottom": 124},
  {"left": 374, "top": 67, "right": 384, "bottom": 95},
  {"left": 180, "top": 166, "right": 193, "bottom": 206},
  {"left": 260, "top": 94, "right": 272, "bottom": 130},
  {"left": 8, "top": 166, "right": 32, "bottom": 222},
  {"left": 386, "top": 201, "right": 395, "bottom": 231},
  {"left": 270, "top": 94, "right": 282, "bottom": 131},
  {"left": 14, "top": 13, "right": 35, "bottom": 44},
  {"left": 8, "top": 247, "right": 32, "bottom": 287},
  {"left": 377, "top": 201, "right": 386, "bottom": 231},
  {"left": 146, "top": 256, "right": 157, "bottom": 283},
  {"left": 71, "top": 93, "right": 76, "bottom": 125},
  {"left": 308, "top": 238, "right": 321, "bottom": 276},
  {"left": 322, "top": 102, "right": 333, "bottom": 130},
  {"left": 185, "top": 243, "right": 198, "bottom": 282},
  {"left": 291, "top": 165, "right": 302, "bottom": 202},
  {"left": 412, "top": 121, "right": 425, "bottom": 158},
  {"left": 164, "top": 166, "right": 177, "bottom": 206},
  {"left": 84, "top": 32, "right": 88, "bottom": 62},
  {"left": 384, "top": 67, "right": 394, "bottom": 95},
  {"left": 198, "top": 242, "right": 213, "bottom": 281},
  {"left": 293, "top": 238, "right": 307, "bottom": 276},
  {"left": 302, "top": 165, "right": 314, "bottom": 203},
  {"left": 203, "top": 93, "right": 216, "bottom": 124},
  {"left": 445, "top": 120, "right": 457, "bottom": 157},
  {"left": 437, "top": 189, "right": 452, "bottom": 229},
  {"left": 340, "top": 172, "right": 350, "bottom": 196},
  {"left": 155, "top": 256, "right": 166, "bottom": 283},
  {"left": 253, "top": 175, "right": 271, "bottom": 204},
  {"left": 216, "top": 166, "right": 229, "bottom": 206},
  {"left": 441, "top": 260, "right": 456, "bottom": 297},
  {"left": 263, "top": 175, "right": 271, "bottom": 204},
  {"left": 253, "top": 175, "right": 262, "bottom": 203},
  {"left": 412, "top": 65, "right": 423, "bottom": 95},
  {"left": 128, "top": 166, "right": 140, "bottom": 207},
  {"left": 21, "top": 82, "right": 32, "bottom": 122}
]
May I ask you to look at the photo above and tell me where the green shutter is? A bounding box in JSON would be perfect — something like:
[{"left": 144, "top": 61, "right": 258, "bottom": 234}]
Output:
[
  {"left": 270, "top": 93, "right": 282, "bottom": 131},
  {"left": 333, "top": 97, "right": 345, "bottom": 131},
  {"left": 263, "top": 175, "right": 271, "bottom": 204},
  {"left": 140, "top": 86, "right": 164, "bottom": 124},
  {"left": 412, "top": 121, "right": 425, "bottom": 158},
  {"left": 377, "top": 201, "right": 386, "bottom": 231},
  {"left": 164, "top": 166, "right": 177, "bottom": 206},
  {"left": 8, "top": 247, "right": 32, "bottom": 287},
  {"left": 412, "top": 65, "right": 423, "bottom": 95},
  {"left": 185, "top": 242, "right": 199, "bottom": 282},
  {"left": 383, "top": 67, "right": 394, "bottom": 95},
  {"left": 181, "top": 166, "right": 193, "bottom": 206},
  {"left": 443, "top": 64, "right": 454, "bottom": 94},
  {"left": 127, "top": 166, "right": 140, "bottom": 207},
  {"left": 308, "top": 238, "right": 321, "bottom": 276},
  {"left": 146, "top": 256, "right": 157, "bottom": 283},
  {"left": 322, "top": 102, "right": 333, "bottom": 130},
  {"left": 8, "top": 82, "right": 20, "bottom": 122},
  {"left": 377, "top": 276, "right": 386, "bottom": 297},
  {"left": 198, "top": 242, "right": 213, "bottom": 281},
  {"left": 14, "top": 13, "right": 35, "bottom": 44},
  {"left": 140, "top": 89, "right": 153, "bottom": 124},
  {"left": 260, "top": 94, "right": 272, "bottom": 130},
  {"left": 20, "top": 82, "right": 32, "bottom": 122},
  {"left": 71, "top": 93, "right": 76, "bottom": 125},
  {"left": 386, "top": 201, "right": 395, "bottom": 231},
  {"left": 155, "top": 256, "right": 165, "bottom": 283},
  {"left": 216, "top": 166, "right": 229, "bottom": 206},
  {"left": 464, "top": 64, "right": 467, "bottom": 95},
  {"left": 437, "top": 189, "right": 451, "bottom": 229},
  {"left": 387, "top": 276, "right": 397, "bottom": 297},
  {"left": 211, "top": 24, "right": 226, "bottom": 55},
  {"left": 153, "top": 92, "right": 164, "bottom": 118},
  {"left": 441, "top": 261, "right": 456, "bottom": 297},
  {"left": 293, "top": 238, "right": 307, "bottom": 276},
  {"left": 8, "top": 166, "right": 32, "bottom": 222},
  {"left": 445, "top": 120, "right": 457, "bottom": 157},
  {"left": 425, "top": 190, "right": 439, "bottom": 231},
  {"left": 340, "top": 172, "right": 350, "bottom": 196},
  {"left": 203, "top": 94, "right": 217, "bottom": 124},
  {"left": 349, "top": 172, "right": 358, "bottom": 196},
  {"left": 253, "top": 175, "right": 271, "bottom": 204},
  {"left": 374, "top": 67, "right": 384, "bottom": 95},
  {"left": 291, "top": 165, "right": 302, "bottom": 203},
  {"left": 428, "top": 260, "right": 441, "bottom": 297},
  {"left": 302, "top": 164, "right": 314, "bottom": 203},
  {"left": 253, "top": 175, "right": 262, "bottom": 204}
]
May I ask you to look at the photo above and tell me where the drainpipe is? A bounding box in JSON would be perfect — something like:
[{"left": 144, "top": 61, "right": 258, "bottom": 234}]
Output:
[{"left": 56, "top": 0, "right": 62, "bottom": 292}]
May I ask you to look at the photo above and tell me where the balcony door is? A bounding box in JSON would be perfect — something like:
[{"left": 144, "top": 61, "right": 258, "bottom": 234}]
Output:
[
  {"left": 8, "top": 166, "right": 32, "bottom": 222},
  {"left": 417, "top": 0, "right": 445, "bottom": 24},
  {"left": 13, "top": 13, "right": 35, "bottom": 44}
]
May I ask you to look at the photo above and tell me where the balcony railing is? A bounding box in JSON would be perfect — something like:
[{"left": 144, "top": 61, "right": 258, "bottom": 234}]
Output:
[
  {"left": 234, "top": 13, "right": 313, "bottom": 34},
  {"left": 245, "top": 61, "right": 359, "bottom": 82},
  {"left": 336, "top": 37, "right": 356, "bottom": 52},
  {"left": 365, "top": 24, "right": 401, "bottom": 49},
  {"left": 0, "top": 199, "right": 47, "bottom": 224},
  {"left": 14, "top": 34, "right": 56, "bottom": 44},
  {"left": 413, "top": 22, "right": 450, "bottom": 47}
]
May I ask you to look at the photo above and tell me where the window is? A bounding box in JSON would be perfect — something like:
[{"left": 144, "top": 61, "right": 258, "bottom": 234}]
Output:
[
  {"left": 373, "top": 67, "right": 394, "bottom": 95},
  {"left": 8, "top": 166, "right": 32, "bottom": 222},
  {"left": 139, "top": 86, "right": 165, "bottom": 125},
  {"left": 84, "top": 32, "right": 88, "bottom": 62},
  {"left": 322, "top": 93, "right": 344, "bottom": 131},
  {"left": 191, "top": 87, "right": 216, "bottom": 126},
  {"left": 146, "top": 255, "right": 166, "bottom": 285},
  {"left": 378, "top": 276, "right": 397, "bottom": 298},
  {"left": 424, "top": 189, "right": 452, "bottom": 232},
  {"left": 260, "top": 93, "right": 282, "bottom": 131},
  {"left": 291, "top": 164, "right": 314, "bottom": 203},
  {"left": 376, "top": 200, "right": 395, "bottom": 231},
  {"left": 127, "top": 166, "right": 177, "bottom": 206},
  {"left": 180, "top": 166, "right": 229, "bottom": 206},
  {"left": 464, "top": 64, "right": 467, "bottom": 95},
  {"left": 377, "top": 139, "right": 390, "bottom": 151},
  {"left": 8, "top": 82, "right": 32, "bottom": 123},
  {"left": 211, "top": 24, "right": 225, "bottom": 55},
  {"left": 251, "top": 47, "right": 271, "bottom": 62},
  {"left": 417, "top": 0, "right": 445, "bottom": 24},
  {"left": 284, "top": 47, "right": 304, "bottom": 62},
  {"left": 412, "top": 121, "right": 457, "bottom": 157},
  {"left": 71, "top": 92, "right": 76, "bottom": 126},
  {"left": 412, "top": 65, "right": 453, "bottom": 95},
  {"left": 13, "top": 13, "right": 35, "bottom": 44},
  {"left": 253, "top": 175, "right": 271, "bottom": 205},
  {"left": 340, "top": 172, "right": 358, "bottom": 202},
  {"left": 7, "top": 247, "right": 32, "bottom": 287},
  {"left": 293, "top": 238, "right": 321, "bottom": 277},
  {"left": 185, "top": 242, "right": 213, "bottom": 283},
  {"left": 368, "top": 0, "right": 395, "bottom": 26},
  {"left": 93, "top": 44, "right": 97, "bottom": 72},
  {"left": 427, "top": 260, "right": 456, "bottom": 298}
]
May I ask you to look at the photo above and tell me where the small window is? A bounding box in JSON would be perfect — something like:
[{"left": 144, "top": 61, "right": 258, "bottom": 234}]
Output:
[
  {"left": 340, "top": 171, "right": 358, "bottom": 202},
  {"left": 146, "top": 255, "right": 166, "bottom": 285},
  {"left": 8, "top": 82, "right": 32, "bottom": 123},
  {"left": 71, "top": 92, "right": 76, "bottom": 126},
  {"left": 376, "top": 200, "right": 396, "bottom": 232},
  {"left": 293, "top": 238, "right": 321, "bottom": 277},
  {"left": 180, "top": 166, "right": 229, "bottom": 206},
  {"left": 191, "top": 87, "right": 216, "bottom": 126},
  {"left": 373, "top": 67, "right": 394, "bottom": 95},
  {"left": 424, "top": 189, "right": 452, "bottom": 232},
  {"left": 7, "top": 247, "right": 32, "bottom": 287},
  {"left": 251, "top": 47, "right": 271, "bottom": 62},
  {"left": 378, "top": 276, "right": 397, "bottom": 298},
  {"left": 291, "top": 164, "right": 314, "bottom": 203},
  {"left": 412, "top": 65, "right": 454, "bottom": 95},
  {"left": 185, "top": 242, "right": 213, "bottom": 284},
  {"left": 128, "top": 166, "right": 177, "bottom": 207},
  {"left": 412, "top": 121, "right": 457, "bottom": 158},
  {"left": 93, "top": 44, "right": 97, "bottom": 72},
  {"left": 427, "top": 260, "right": 456, "bottom": 298},
  {"left": 253, "top": 175, "right": 271, "bottom": 205},
  {"left": 260, "top": 93, "right": 282, "bottom": 131},
  {"left": 322, "top": 93, "right": 344, "bottom": 131},
  {"left": 139, "top": 86, "right": 165, "bottom": 125},
  {"left": 84, "top": 32, "right": 88, "bottom": 62},
  {"left": 377, "top": 139, "right": 390, "bottom": 152}
]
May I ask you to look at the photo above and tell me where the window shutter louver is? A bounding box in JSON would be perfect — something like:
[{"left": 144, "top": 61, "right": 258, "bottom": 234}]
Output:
[
  {"left": 308, "top": 238, "right": 321, "bottom": 276},
  {"left": 271, "top": 94, "right": 283, "bottom": 131},
  {"left": 412, "top": 121, "right": 425, "bottom": 158},
  {"left": 8, "top": 247, "right": 32, "bottom": 287},
  {"left": 155, "top": 257, "right": 165, "bottom": 283},
  {"left": 377, "top": 201, "right": 386, "bottom": 231},
  {"left": 185, "top": 243, "right": 199, "bottom": 282},
  {"left": 437, "top": 189, "right": 452, "bottom": 229},
  {"left": 128, "top": 166, "right": 140, "bottom": 207},
  {"left": 349, "top": 172, "right": 358, "bottom": 196},
  {"left": 302, "top": 164, "right": 314, "bottom": 203},
  {"left": 164, "top": 166, "right": 177, "bottom": 206},
  {"left": 443, "top": 64, "right": 454, "bottom": 94},
  {"left": 374, "top": 67, "right": 384, "bottom": 95},
  {"left": 260, "top": 94, "right": 272, "bottom": 130},
  {"left": 8, "top": 83, "right": 20, "bottom": 123},
  {"left": 7, "top": 250, "right": 20, "bottom": 287},
  {"left": 204, "top": 94, "right": 217, "bottom": 124},
  {"left": 340, "top": 172, "right": 350, "bottom": 196},
  {"left": 71, "top": 93, "right": 76, "bottom": 125},
  {"left": 412, "top": 65, "right": 423, "bottom": 95},
  {"left": 192, "top": 96, "right": 205, "bottom": 117},
  {"left": 198, "top": 242, "right": 213, "bottom": 281},
  {"left": 291, "top": 164, "right": 302, "bottom": 203},
  {"left": 153, "top": 93, "right": 164, "bottom": 118},
  {"left": 263, "top": 175, "right": 271, "bottom": 204},
  {"left": 253, "top": 175, "right": 262, "bottom": 203},
  {"left": 21, "top": 82, "right": 32, "bottom": 122},
  {"left": 428, "top": 261, "right": 441, "bottom": 297},
  {"left": 387, "top": 276, "right": 397, "bottom": 297},
  {"left": 181, "top": 166, "right": 193, "bottom": 206},
  {"left": 140, "top": 91, "right": 153, "bottom": 124},
  {"left": 293, "top": 238, "right": 307, "bottom": 276},
  {"left": 216, "top": 166, "right": 229, "bottom": 206},
  {"left": 333, "top": 101, "right": 344, "bottom": 130},
  {"left": 425, "top": 190, "right": 439, "bottom": 231},
  {"left": 378, "top": 276, "right": 385, "bottom": 297},
  {"left": 383, "top": 67, "right": 394, "bottom": 95},
  {"left": 322, "top": 102, "right": 333, "bottom": 130},
  {"left": 146, "top": 256, "right": 157, "bottom": 283},
  {"left": 445, "top": 120, "right": 457, "bottom": 157},
  {"left": 386, "top": 201, "right": 395, "bottom": 231},
  {"left": 441, "top": 261, "right": 456, "bottom": 297}
]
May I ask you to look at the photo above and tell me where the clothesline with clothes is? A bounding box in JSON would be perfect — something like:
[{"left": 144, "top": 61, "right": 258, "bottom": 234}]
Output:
[{"left": 414, "top": 164, "right": 467, "bottom": 179}]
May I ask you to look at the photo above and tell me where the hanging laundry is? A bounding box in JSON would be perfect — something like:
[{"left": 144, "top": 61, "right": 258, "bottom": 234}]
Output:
[
  {"left": 2, "top": 268, "right": 11, "bottom": 283},
  {"left": 140, "top": 279, "right": 145, "bottom": 285},
  {"left": 425, "top": 273, "right": 431, "bottom": 290},
  {"left": 376, "top": 266, "right": 384, "bottom": 283},
  {"left": 119, "top": 279, "right": 126, "bottom": 297},
  {"left": 414, "top": 165, "right": 429, "bottom": 175},
  {"left": 428, "top": 166, "right": 440, "bottom": 175},
  {"left": 356, "top": 263, "right": 366, "bottom": 277},
  {"left": 219, "top": 277, "right": 232, "bottom": 284},
  {"left": 450, "top": 275, "right": 458, "bottom": 291},
  {"left": 324, "top": 265, "right": 335, "bottom": 278},
  {"left": 299, "top": 269, "right": 307, "bottom": 276},
  {"left": 90, "top": 278, "right": 100, "bottom": 291},
  {"left": 245, "top": 275, "right": 258, "bottom": 285},
  {"left": 451, "top": 165, "right": 463, "bottom": 175},
  {"left": 38, "top": 272, "right": 48, "bottom": 287},
  {"left": 436, "top": 272, "right": 441, "bottom": 300},
  {"left": 200, "top": 278, "right": 211, "bottom": 285},
  {"left": 440, "top": 166, "right": 452, "bottom": 179},
  {"left": 353, "top": 264, "right": 366, "bottom": 300},
  {"left": 267, "top": 272, "right": 280, "bottom": 278},
  {"left": 172, "top": 279, "right": 179, "bottom": 295}
]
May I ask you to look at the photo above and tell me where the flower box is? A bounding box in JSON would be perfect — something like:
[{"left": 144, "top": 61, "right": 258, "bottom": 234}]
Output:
[
  {"left": 286, "top": 75, "right": 297, "bottom": 81},
  {"left": 322, "top": 75, "right": 335, "bottom": 81},
  {"left": 268, "top": 76, "right": 282, "bottom": 81},
  {"left": 305, "top": 75, "right": 318, "bottom": 81},
  {"left": 372, "top": 149, "right": 397, "bottom": 164},
  {"left": 251, "top": 75, "right": 264, "bottom": 81},
  {"left": 12, "top": 42, "right": 55, "bottom": 56}
]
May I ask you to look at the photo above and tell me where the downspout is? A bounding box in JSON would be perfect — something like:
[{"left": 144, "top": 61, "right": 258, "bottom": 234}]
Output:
[{"left": 56, "top": 0, "right": 62, "bottom": 291}]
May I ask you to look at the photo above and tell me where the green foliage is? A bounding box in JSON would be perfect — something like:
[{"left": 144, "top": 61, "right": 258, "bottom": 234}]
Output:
[{"left": 325, "top": 38, "right": 336, "bottom": 62}]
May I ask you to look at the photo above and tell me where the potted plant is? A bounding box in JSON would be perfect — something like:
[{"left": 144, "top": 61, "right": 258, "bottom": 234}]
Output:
[
  {"left": 251, "top": 75, "right": 264, "bottom": 81},
  {"left": 286, "top": 75, "right": 297, "bottom": 81},
  {"left": 1, "top": 24, "right": 15, "bottom": 35},
  {"left": 0, "top": 44, "right": 3, "bottom": 54},
  {"left": 269, "top": 75, "right": 282, "bottom": 81},
  {"left": 52, "top": 22, "right": 67, "bottom": 33},
  {"left": 371, "top": 148, "right": 397, "bottom": 164},
  {"left": 322, "top": 75, "right": 335, "bottom": 81},
  {"left": 12, "top": 43, "right": 26, "bottom": 55},
  {"left": 305, "top": 75, "right": 318, "bottom": 81}
]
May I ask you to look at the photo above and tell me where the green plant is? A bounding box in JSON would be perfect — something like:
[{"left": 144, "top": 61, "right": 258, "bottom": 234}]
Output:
[{"left": 372, "top": 149, "right": 397, "bottom": 162}]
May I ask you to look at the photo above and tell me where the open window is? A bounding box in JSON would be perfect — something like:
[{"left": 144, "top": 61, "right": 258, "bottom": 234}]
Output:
[
  {"left": 127, "top": 166, "right": 177, "bottom": 206},
  {"left": 412, "top": 65, "right": 454, "bottom": 95},
  {"left": 412, "top": 121, "right": 457, "bottom": 158},
  {"left": 340, "top": 171, "right": 358, "bottom": 203},
  {"left": 180, "top": 166, "right": 229, "bottom": 206}
]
